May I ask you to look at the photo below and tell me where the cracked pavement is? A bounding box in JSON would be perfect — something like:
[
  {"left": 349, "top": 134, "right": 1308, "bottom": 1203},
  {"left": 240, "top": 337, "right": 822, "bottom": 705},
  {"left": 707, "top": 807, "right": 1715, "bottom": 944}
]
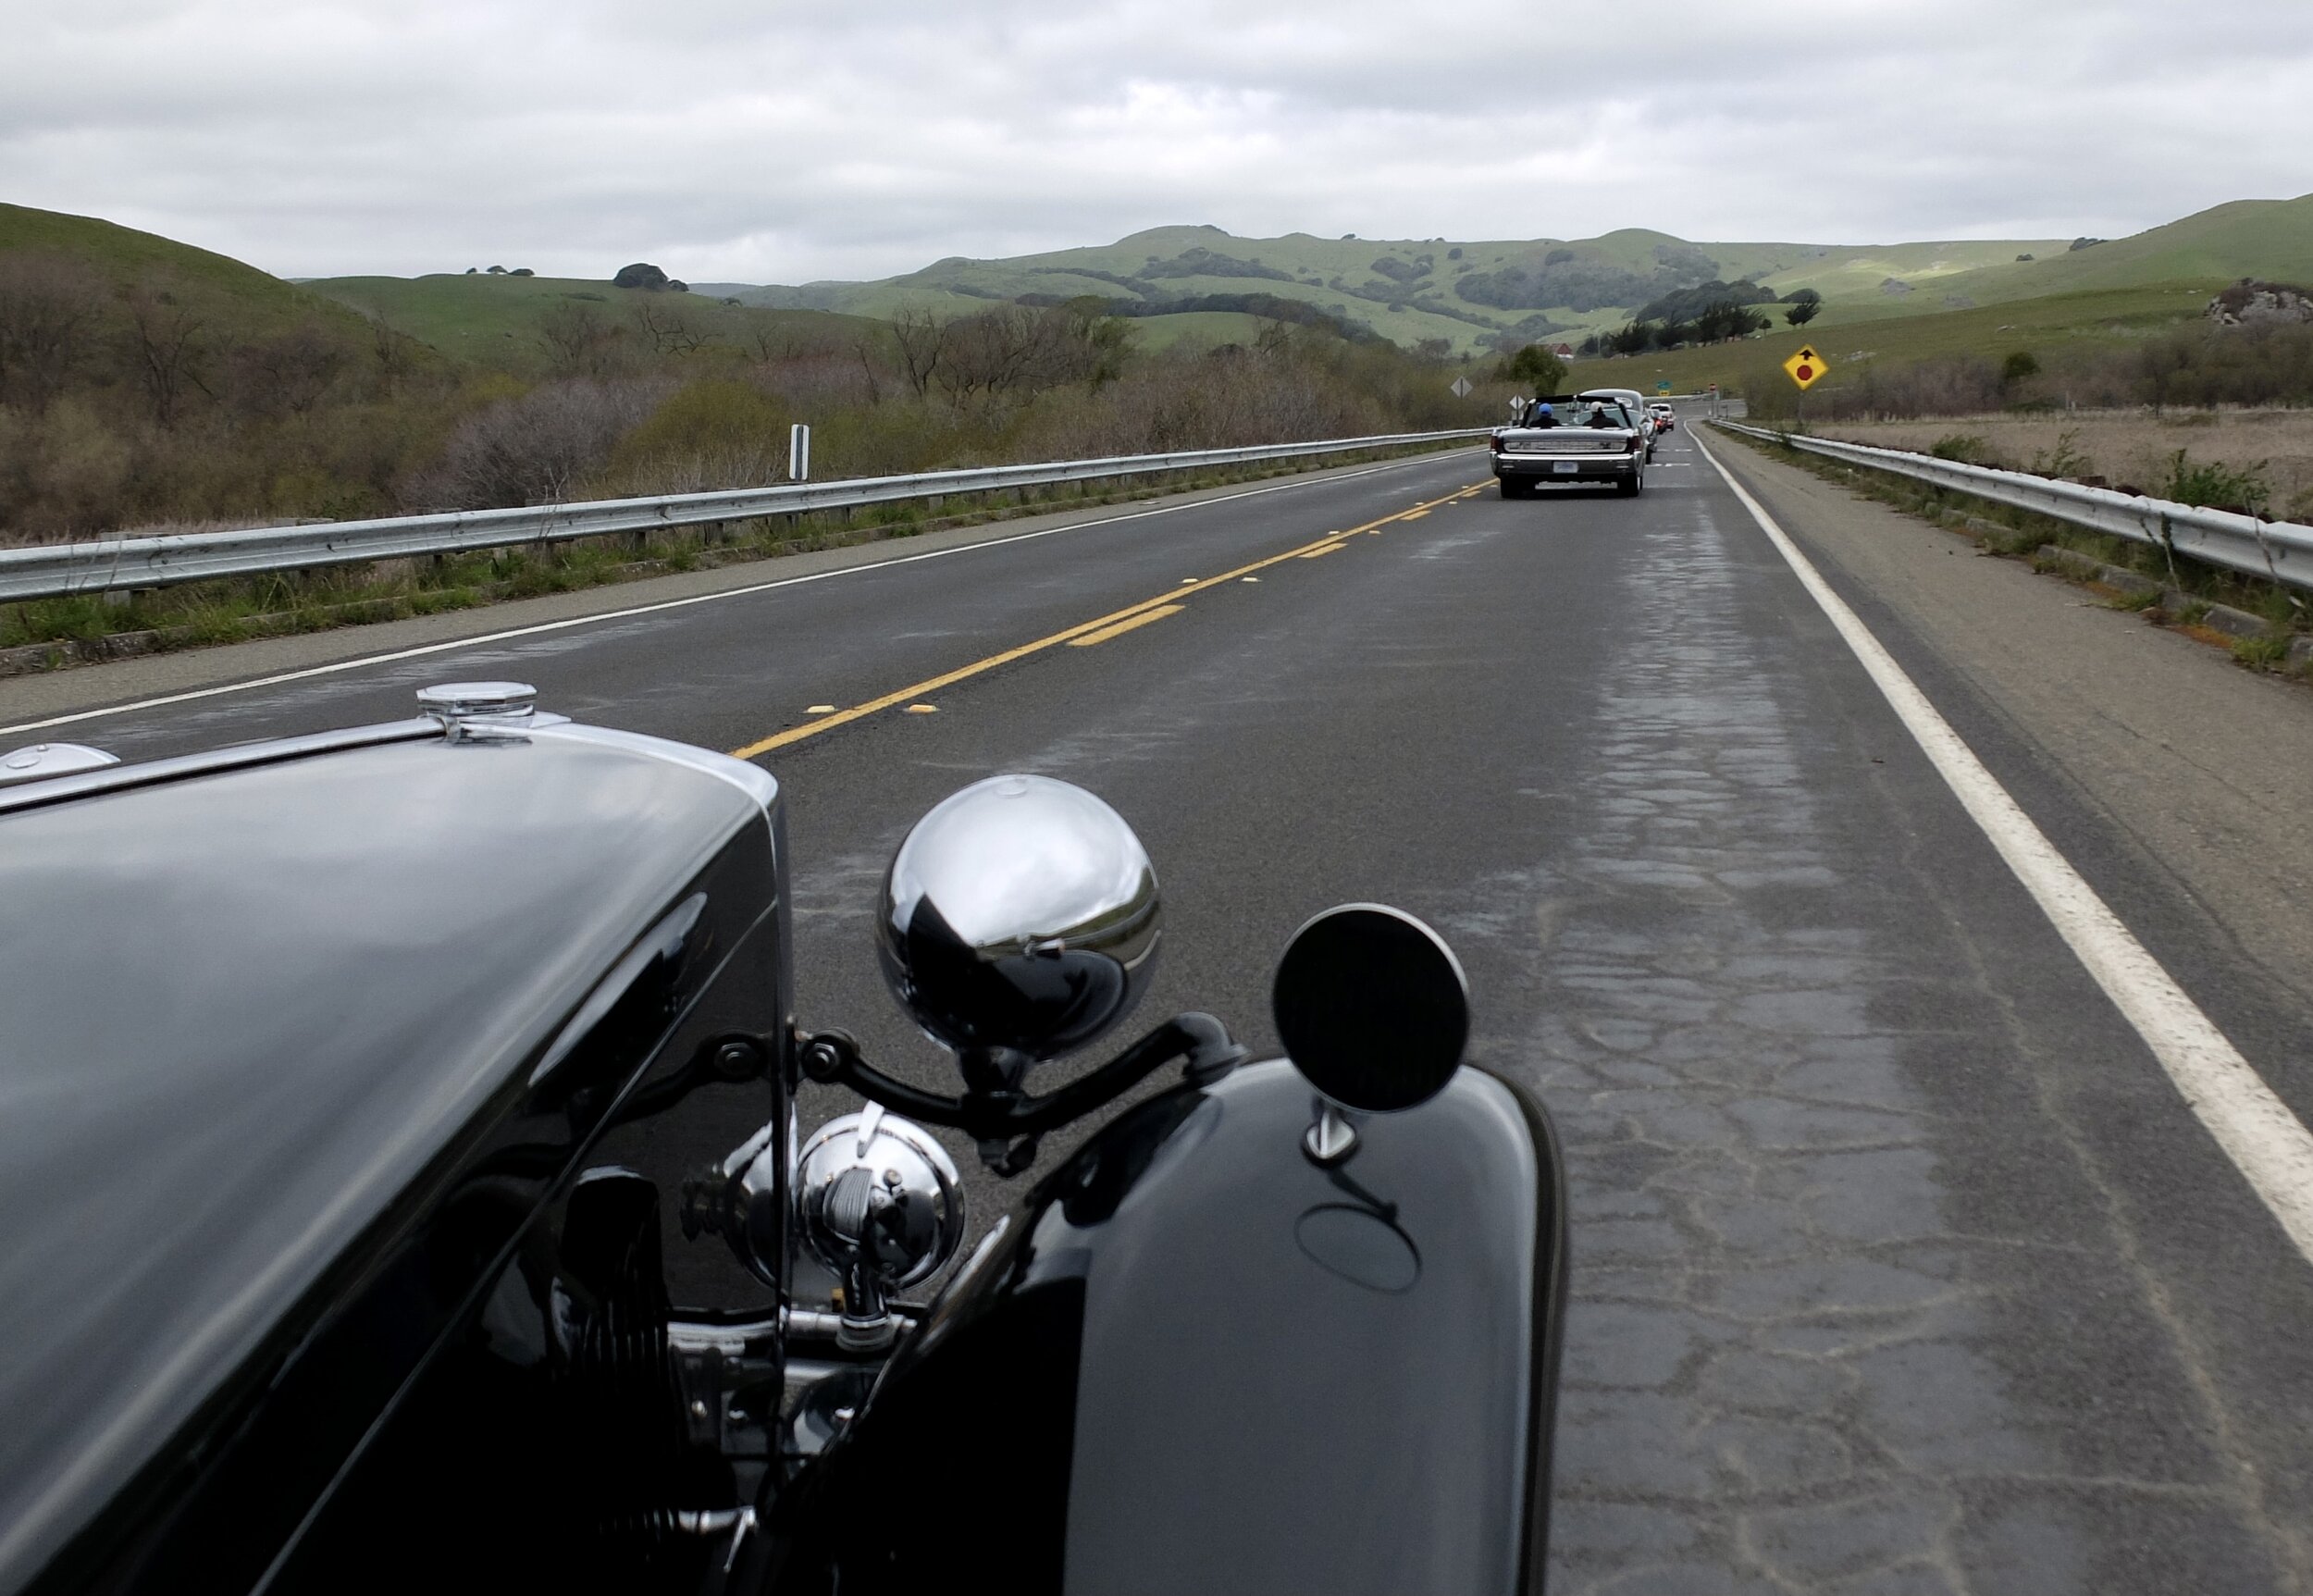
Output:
[{"left": 1511, "top": 464, "right": 2311, "bottom": 1594}]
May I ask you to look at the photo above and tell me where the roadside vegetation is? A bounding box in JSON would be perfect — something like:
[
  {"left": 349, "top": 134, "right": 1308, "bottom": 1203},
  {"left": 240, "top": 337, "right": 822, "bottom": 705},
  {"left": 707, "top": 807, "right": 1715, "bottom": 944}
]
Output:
[
  {"left": 1741, "top": 310, "right": 2313, "bottom": 428},
  {"left": 0, "top": 211, "right": 1511, "bottom": 555},
  {"left": 0, "top": 209, "right": 1516, "bottom": 660},
  {"left": 1811, "top": 410, "right": 2313, "bottom": 524},
  {"left": 0, "top": 437, "right": 1457, "bottom": 665},
  {"left": 1720, "top": 418, "right": 2313, "bottom": 678},
  {"left": 1576, "top": 283, "right": 2224, "bottom": 399}
]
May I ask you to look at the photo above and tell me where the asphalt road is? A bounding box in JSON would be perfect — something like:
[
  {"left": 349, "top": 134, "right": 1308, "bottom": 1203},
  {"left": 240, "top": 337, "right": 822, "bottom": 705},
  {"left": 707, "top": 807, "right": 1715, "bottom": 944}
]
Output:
[{"left": 12, "top": 429, "right": 2313, "bottom": 1593}]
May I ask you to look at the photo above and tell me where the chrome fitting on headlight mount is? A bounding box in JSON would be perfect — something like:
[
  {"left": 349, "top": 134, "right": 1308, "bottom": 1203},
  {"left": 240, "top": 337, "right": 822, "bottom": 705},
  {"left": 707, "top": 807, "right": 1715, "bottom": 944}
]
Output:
[
  {"left": 796, "top": 1011, "right": 1247, "bottom": 1177},
  {"left": 792, "top": 1105, "right": 964, "bottom": 1351}
]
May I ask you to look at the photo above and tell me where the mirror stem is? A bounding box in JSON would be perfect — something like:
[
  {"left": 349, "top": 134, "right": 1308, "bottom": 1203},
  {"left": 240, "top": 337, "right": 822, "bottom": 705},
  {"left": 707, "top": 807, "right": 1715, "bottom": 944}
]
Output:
[{"left": 1304, "top": 1101, "right": 1360, "bottom": 1166}]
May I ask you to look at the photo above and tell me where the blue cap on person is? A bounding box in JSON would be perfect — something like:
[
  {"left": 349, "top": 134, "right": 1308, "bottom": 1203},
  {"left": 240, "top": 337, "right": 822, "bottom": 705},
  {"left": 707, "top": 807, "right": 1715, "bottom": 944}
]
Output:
[{"left": 1537, "top": 402, "right": 1552, "bottom": 415}]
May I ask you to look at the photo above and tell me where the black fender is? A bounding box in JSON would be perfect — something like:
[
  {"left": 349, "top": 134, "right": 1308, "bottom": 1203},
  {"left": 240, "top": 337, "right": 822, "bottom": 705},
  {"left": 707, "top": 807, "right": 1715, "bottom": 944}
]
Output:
[{"left": 755, "top": 1058, "right": 1567, "bottom": 1595}]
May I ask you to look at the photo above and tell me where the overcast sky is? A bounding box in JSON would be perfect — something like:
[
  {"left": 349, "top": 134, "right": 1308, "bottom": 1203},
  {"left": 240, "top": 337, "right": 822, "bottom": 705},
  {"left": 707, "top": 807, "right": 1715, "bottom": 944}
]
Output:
[{"left": 5, "top": 0, "right": 2310, "bottom": 285}]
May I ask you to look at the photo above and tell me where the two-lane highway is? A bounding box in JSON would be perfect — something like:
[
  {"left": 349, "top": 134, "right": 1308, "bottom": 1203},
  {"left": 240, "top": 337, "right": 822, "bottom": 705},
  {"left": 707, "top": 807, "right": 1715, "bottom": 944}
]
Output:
[{"left": 11, "top": 427, "right": 2313, "bottom": 1592}]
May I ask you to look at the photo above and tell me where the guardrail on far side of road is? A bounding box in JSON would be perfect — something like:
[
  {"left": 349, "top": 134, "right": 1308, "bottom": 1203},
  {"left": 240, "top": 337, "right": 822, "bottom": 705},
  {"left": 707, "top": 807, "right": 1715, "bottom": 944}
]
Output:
[
  {"left": 0, "top": 428, "right": 1490, "bottom": 605},
  {"left": 1711, "top": 420, "right": 2313, "bottom": 594}
]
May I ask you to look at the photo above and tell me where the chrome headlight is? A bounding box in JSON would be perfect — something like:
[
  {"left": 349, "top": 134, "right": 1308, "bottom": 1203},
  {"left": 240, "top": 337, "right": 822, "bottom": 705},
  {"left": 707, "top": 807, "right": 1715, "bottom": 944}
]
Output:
[{"left": 876, "top": 774, "right": 1159, "bottom": 1070}]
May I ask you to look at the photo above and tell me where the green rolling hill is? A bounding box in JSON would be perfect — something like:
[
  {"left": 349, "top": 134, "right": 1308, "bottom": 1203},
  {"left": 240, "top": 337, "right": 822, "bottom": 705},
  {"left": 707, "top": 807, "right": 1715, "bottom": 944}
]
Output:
[
  {"left": 1862, "top": 192, "right": 2313, "bottom": 309},
  {"left": 0, "top": 203, "right": 378, "bottom": 340},
  {"left": 303, "top": 272, "right": 875, "bottom": 374},
  {"left": 716, "top": 224, "right": 2072, "bottom": 354},
  {"left": 8, "top": 192, "right": 2307, "bottom": 381}
]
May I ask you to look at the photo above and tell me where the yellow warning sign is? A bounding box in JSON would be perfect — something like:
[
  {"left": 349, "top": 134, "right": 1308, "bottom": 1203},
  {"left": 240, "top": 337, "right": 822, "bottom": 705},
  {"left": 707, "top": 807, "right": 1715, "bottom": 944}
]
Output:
[{"left": 1783, "top": 345, "right": 1829, "bottom": 390}]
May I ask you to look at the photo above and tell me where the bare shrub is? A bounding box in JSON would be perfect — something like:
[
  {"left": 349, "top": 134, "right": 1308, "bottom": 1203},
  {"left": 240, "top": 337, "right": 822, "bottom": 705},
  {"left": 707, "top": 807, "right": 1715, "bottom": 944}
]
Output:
[
  {"left": 753, "top": 347, "right": 880, "bottom": 412},
  {"left": 600, "top": 379, "right": 792, "bottom": 495},
  {"left": 231, "top": 320, "right": 348, "bottom": 418},
  {"left": 538, "top": 301, "right": 630, "bottom": 378},
  {"left": 0, "top": 252, "right": 105, "bottom": 414},
  {"left": 410, "top": 378, "right": 667, "bottom": 508},
  {"left": 0, "top": 398, "right": 137, "bottom": 541},
  {"left": 122, "top": 279, "right": 212, "bottom": 427},
  {"left": 632, "top": 301, "right": 717, "bottom": 358},
  {"left": 1018, "top": 335, "right": 1382, "bottom": 459}
]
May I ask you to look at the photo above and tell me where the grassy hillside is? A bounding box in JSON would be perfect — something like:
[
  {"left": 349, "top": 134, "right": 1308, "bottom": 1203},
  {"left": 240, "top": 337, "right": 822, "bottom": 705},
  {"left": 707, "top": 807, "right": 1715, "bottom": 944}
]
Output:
[
  {"left": 0, "top": 203, "right": 379, "bottom": 338},
  {"left": 1872, "top": 192, "right": 2313, "bottom": 311},
  {"left": 305, "top": 272, "right": 875, "bottom": 374},
  {"left": 725, "top": 224, "right": 2070, "bottom": 354},
  {"left": 1569, "top": 282, "right": 2219, "bottom": 398},
  {"left": 1123, "top": 310, "right": 1274, "bottom": 351}
]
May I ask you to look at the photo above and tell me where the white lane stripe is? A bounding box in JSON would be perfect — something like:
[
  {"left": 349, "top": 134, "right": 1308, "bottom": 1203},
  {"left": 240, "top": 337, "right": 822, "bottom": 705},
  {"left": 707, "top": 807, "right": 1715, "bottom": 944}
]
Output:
[
  {"left": 1694, "top": 427, "right": 2313, "bottom": 1265},
  {"left": 0, "top": 453, "right": 1462, "bottom": 739}
]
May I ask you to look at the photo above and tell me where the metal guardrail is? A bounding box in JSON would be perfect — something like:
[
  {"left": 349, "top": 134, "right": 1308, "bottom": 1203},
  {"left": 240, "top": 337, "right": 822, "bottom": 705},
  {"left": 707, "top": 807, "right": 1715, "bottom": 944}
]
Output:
[
  {"left": 0, "top": 429, "right": 1487, "bottom": 604},
  {"left": 1713, "top": 419, "right": 2313, "bottom": 593}
]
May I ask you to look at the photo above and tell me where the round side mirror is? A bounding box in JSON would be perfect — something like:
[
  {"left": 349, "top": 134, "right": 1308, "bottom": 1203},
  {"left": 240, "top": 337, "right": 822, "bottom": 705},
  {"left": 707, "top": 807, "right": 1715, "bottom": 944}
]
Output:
[
  {"left": 877, "top": 774, "right": 1160, "bottom": 1068},
  {"left": 1272, "top": 905, "right": 1468, "bottom": 1113}
]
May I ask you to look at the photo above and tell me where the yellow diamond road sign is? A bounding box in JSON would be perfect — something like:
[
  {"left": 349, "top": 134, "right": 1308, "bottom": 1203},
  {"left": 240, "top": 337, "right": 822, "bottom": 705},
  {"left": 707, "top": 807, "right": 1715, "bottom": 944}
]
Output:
[{"left": 1784, "top": 345, "right": 1829, "bottom": 390}]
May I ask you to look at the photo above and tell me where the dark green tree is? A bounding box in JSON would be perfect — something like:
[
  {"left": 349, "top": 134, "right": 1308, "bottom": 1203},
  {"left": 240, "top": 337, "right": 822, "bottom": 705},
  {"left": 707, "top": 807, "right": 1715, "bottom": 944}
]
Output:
[{"left": 1494, "top": 342, "right": 1568, "bottom": 390}]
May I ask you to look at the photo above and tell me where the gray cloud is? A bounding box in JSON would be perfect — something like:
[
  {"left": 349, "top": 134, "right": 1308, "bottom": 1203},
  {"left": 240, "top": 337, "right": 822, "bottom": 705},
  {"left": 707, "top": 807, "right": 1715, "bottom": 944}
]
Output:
[{"left": 3, "top": 0, "right": 2309, "bottom": 283}]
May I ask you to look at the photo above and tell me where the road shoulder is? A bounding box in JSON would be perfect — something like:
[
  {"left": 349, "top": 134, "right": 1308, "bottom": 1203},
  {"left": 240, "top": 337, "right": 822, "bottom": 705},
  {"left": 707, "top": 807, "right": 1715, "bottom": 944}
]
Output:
[{"left": 1702, "top": 424, "right": 2313, "bottom": 1026}]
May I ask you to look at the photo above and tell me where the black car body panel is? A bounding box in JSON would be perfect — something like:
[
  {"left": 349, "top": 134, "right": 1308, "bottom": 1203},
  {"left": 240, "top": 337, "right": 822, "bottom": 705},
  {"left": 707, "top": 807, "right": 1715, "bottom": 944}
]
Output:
[
  {"left": 761, "top": 1058, "right": 1568, "bottom": 1596},
  {"left": 3, "top": 704, "right": 1571, "bottom": 1595},
  {"left": 0, "top": 723, "right": 790, "bottom": 1594}
]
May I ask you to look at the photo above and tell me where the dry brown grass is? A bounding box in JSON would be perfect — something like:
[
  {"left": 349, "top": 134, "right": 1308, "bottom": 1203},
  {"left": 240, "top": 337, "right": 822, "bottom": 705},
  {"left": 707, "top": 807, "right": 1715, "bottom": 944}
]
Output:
[{"left": 1819, "top": 408, "right": 2313, "bottom": 522}]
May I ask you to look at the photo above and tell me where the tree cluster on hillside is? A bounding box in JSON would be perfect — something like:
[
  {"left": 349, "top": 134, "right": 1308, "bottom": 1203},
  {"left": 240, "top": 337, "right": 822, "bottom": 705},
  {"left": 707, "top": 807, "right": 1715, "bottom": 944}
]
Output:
[
  {"left": 1633, "top": 279, "right": 1776, "bottom": 325},
  {"left": 1575, "top": 301, "right": 1771, "bottom": 357},
  {"left": 1454, "top": 241, "right": 1728, "bottom": 315}
]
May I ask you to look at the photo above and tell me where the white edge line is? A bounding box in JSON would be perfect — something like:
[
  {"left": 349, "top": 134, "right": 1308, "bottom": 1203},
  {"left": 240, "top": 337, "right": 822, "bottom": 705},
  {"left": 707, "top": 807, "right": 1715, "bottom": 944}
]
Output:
[
  {"left": 0, "top": 452, "right": 1467, "bottom": 739},
  {"left": 1694, "top": 425, "right": 2313, "bottom": 1264}
]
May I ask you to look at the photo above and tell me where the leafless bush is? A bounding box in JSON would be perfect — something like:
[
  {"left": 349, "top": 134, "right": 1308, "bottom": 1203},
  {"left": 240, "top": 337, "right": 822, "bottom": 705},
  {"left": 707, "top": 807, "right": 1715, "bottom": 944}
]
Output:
[
  {"left": 231, "top": 320, "right": 347, "bottom": 417},
  {"left": 888, "top": 308, "right": 950, "bottom": 400},
  {"left": 122, "top": 280, "right": 211, "bottom": 427},
  {"left": 409, "top": 378, "right": 667, "bottom": 508},
  {"left": 538, "top": 301, "right": 629, "bottom": 378},
  {"left": 753, "top": 348, "right": 879, "bottom": 412},
  {"left": 0, "top": 252, "right": 104, "bottom": 414},
  {"left": 1017, "top": 340, "right": 1382, "bottom": 457},
  {"left": 934, "top": 303, "right": 1131, "bottom": 406},
  {"left": 632, "top": 300, "right": 718, "bottom": 358}
]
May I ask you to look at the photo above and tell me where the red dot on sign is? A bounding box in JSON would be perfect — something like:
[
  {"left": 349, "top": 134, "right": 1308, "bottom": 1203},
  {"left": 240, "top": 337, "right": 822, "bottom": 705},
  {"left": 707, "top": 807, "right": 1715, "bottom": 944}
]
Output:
[{"left": 1796, "top": 365, "right": 1813, "bottom": 381}]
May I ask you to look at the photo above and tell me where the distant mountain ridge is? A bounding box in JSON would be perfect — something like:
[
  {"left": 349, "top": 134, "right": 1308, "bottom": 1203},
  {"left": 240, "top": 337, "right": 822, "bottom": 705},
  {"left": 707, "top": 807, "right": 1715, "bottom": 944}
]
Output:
[
  {"left": 709, "top": 222, "right": 2063, "bottom": 353},
  {"left": 703, "top": 194, "right": 2313, "bottom": 353},
  {"left": 7, "top": 192, "right": 2309, "bottom": 363}
]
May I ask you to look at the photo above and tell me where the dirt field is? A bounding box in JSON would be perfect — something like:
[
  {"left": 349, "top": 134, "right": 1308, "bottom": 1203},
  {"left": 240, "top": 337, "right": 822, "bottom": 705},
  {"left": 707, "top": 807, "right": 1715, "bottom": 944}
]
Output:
[{"left": 1818, "top": 408, "right": 2313, "bottom": 522}]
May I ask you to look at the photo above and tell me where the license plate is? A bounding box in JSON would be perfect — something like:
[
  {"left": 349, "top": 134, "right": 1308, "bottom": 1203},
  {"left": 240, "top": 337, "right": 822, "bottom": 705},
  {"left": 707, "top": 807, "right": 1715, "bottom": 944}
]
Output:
[{"left": 1552, "top": 461, "right": 1579, "bottom": 474}]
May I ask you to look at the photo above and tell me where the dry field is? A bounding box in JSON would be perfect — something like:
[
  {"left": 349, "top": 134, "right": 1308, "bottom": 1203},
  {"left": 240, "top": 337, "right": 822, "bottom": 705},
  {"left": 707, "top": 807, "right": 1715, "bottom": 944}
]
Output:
[{"left": 1818, "top": 409, "right": 2313, "bottom": 523}]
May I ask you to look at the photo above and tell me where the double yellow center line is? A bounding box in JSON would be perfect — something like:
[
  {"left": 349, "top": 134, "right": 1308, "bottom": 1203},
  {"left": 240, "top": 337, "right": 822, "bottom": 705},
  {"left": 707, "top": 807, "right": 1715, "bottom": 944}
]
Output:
[{"left": 730, "top": 482, "right": 1488, "bottom": 759}]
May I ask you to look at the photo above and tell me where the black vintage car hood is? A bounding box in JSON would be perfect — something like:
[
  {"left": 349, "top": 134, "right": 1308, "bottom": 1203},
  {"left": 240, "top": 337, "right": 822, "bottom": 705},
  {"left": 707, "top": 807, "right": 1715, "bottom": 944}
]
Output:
[{"left": 0, "top": 723, "right": 778, "bottom": 1590}]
